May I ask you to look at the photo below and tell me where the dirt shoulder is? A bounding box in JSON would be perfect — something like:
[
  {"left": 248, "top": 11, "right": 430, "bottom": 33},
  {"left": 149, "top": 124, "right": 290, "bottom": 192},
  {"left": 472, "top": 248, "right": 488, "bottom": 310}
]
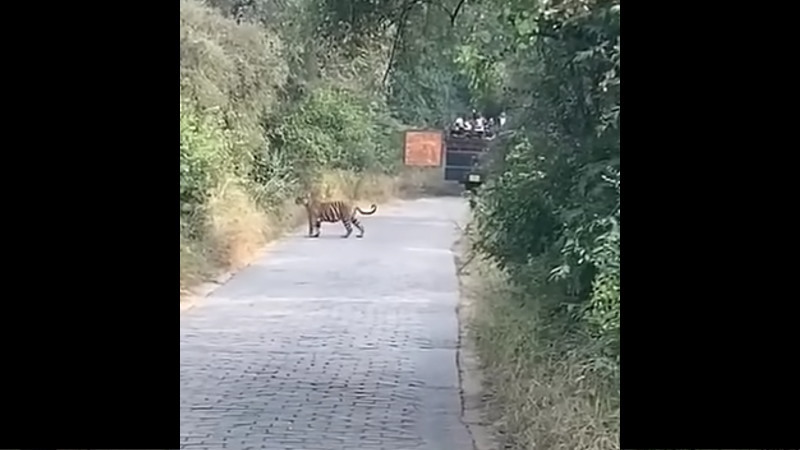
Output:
[{"left": 453, "top": 230, "right": 501, "bottom": 450}]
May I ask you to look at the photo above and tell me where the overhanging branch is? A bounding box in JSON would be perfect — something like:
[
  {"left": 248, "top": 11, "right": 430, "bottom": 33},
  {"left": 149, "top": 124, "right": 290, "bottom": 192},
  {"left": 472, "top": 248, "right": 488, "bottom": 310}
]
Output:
[
  {"left": 381, "top": 0, "right": 418, "bottom": 86},
  {"left": 449, "top": 0, "right": 466, "bottom": 25},
  {"left": 378, "top": 0, "right": 483, "bottom": 87}
]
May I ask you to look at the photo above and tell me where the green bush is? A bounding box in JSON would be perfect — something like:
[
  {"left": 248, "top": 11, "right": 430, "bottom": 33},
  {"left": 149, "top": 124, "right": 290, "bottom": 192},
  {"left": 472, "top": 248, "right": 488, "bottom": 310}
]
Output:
[
  {"left": 267, "top": 84, "right": 402, "bottom": 182},
  {"left": 180, "top": 0, "right": 290, "bottom": 219},
  {"left": 469, "top": 0, "right": 620, "bottom": 364}
]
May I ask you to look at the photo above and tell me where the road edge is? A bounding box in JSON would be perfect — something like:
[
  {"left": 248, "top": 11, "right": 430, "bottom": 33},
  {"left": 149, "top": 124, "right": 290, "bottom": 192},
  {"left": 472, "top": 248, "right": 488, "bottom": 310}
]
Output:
[
  {"left": 179, "top": 236, "right": 284, "bottom": 314},
  {"left": 453, "top": 223, "right": 500, "bottom": 450}
]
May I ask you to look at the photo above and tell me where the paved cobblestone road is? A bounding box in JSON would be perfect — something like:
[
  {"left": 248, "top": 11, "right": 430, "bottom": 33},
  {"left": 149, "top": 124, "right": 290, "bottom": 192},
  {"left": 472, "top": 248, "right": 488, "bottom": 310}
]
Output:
[{"left": 180, "top": 197, "right": 472, "bottom": 450}]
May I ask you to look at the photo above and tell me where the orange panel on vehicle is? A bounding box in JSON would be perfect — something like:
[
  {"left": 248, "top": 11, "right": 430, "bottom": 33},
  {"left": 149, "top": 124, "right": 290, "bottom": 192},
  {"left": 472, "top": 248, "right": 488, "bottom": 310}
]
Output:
[{"left": 403, "top": 130, "right": 443, "bottom": 167}]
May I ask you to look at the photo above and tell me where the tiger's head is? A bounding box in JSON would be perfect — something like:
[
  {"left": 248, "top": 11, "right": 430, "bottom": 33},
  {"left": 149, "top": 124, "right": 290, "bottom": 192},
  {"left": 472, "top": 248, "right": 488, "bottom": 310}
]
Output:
[{"left": 295, "top": 194, "right": 312, "bottom": 207}]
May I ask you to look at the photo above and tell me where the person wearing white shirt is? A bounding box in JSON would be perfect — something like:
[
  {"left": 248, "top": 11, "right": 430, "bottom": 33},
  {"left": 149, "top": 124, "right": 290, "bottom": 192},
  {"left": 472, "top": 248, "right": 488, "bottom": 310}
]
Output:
[{"left": 474, "top": 115, "right": 486, "bottom": 133}]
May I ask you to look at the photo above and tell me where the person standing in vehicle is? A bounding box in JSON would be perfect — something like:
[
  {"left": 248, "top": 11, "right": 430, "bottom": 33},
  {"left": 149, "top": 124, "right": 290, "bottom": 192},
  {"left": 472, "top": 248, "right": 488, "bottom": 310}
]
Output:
[{"left": 474, "top": 113, "right": 486, "bottom": 135}]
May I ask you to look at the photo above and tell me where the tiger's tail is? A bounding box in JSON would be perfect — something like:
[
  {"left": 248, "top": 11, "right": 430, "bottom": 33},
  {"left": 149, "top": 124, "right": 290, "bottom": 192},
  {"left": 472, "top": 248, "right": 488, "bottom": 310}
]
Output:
[{"left": 355, "top": 204, "right": 377, "bottom": 215}]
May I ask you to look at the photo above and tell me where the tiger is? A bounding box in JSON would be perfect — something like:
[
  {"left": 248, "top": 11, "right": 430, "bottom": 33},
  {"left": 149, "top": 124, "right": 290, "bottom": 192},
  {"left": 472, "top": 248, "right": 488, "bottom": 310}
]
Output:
[{"left": 295, "top": 196, "right": 378, "bottom": 238}]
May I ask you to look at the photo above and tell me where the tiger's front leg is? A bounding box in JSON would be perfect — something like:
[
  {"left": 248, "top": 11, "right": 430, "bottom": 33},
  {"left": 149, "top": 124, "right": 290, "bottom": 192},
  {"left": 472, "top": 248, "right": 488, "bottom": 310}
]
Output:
[
  {"left": 307, "top": 213, "right": 321, "bottom": 238},
  {"left": 307, "top": 214, "right": 315, "bottom": 237},
  {"left": 312, "top": 219, "right": 322, "bottom": 238}
]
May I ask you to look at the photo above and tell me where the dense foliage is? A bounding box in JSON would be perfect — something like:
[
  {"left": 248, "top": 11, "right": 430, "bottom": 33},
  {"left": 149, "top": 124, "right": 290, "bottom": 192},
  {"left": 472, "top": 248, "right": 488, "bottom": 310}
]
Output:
[{"left": 472, "top": 0, "right": 621, "bottom": 364}]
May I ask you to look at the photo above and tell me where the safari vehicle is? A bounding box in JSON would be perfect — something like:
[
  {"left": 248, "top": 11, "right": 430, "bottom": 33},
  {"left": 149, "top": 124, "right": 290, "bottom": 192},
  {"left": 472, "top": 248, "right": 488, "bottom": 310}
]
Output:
[
  {"left": 401, "top": 128, "right": 495, "bottom": 194},
  {"left": 443, "top": 132, "right": 494, "bottom": 192}
]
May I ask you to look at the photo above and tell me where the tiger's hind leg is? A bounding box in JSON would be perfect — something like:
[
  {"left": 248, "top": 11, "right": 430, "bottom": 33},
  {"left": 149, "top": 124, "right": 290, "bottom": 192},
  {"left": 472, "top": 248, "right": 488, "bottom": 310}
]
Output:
[
  {"left": 341, "top": 219, "right": 354, "bottom": 238},
  {"left": 352, "top": 218, "right": 365, "bottom": 238}
]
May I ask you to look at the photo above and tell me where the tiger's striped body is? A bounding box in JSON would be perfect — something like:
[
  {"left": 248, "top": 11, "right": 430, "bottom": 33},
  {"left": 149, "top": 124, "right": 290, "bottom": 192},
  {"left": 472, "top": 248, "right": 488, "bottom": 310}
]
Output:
[{"left": 296, "top": 197, "right": 378, "bottom": 238}]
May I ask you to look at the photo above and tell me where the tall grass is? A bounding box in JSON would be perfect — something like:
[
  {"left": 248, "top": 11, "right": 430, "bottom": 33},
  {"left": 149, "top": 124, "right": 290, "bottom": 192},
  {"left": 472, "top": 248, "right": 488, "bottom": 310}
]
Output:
[{"left": 460, "top": 235, "right": 620, "bottom": 450}]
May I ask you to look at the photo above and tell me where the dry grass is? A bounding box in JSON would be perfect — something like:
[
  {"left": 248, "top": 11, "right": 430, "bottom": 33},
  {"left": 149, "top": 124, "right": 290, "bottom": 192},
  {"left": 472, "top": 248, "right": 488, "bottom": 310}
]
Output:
[
  {"left": 312, "top": 167, "right": 459, "bottom": 203},
  {"left": 206, "top": 180, "right": 286, "bottom": 270},
  {"left": 396, "top": 167, "right": 464, "bottom": 197},
  {"left": 460, "top": 243, "right": 620, "bottom": 450},
  {"left": 179, "top": 180, "right": 300, "bottom": 300},
  {"left": 314, "top": 170, "right": 397, "bottom": 203},
  {"left": 180, "top": 232, "right": 216, "bottom": 292}
]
